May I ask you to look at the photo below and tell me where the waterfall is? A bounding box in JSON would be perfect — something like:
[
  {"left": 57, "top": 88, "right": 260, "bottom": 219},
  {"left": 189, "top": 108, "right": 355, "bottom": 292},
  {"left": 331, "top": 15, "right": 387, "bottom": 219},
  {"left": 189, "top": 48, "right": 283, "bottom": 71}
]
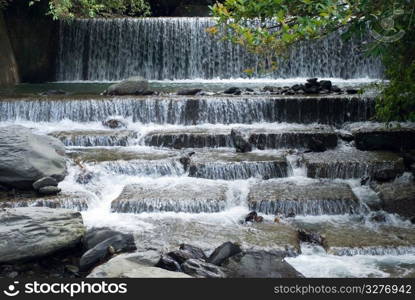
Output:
[
  {"left": 57, "top": 18, "right": 383, "bottom": 81},
  {"left": 0, "top": 96, "right": 375, "bottom": 125}
]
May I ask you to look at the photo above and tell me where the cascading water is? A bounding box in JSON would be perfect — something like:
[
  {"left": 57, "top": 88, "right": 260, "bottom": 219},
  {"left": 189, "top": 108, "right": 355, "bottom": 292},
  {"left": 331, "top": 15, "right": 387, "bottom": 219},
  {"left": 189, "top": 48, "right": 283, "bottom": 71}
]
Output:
[
  {"left": 2, "top": 16, "right": 414, "bottom": 278},
  {"left": 56, "top": 18, "right": 383, "bottom": 81}
]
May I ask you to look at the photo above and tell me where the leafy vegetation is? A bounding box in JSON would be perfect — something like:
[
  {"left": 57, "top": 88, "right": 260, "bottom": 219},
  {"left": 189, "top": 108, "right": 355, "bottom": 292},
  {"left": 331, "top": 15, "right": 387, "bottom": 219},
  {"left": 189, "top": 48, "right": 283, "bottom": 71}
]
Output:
[
  {"left": 2, "top": 0, "right": 151, "bottom": 19},
  {"left": 210, "top": 0, "right": 415, "bottom": 122}
]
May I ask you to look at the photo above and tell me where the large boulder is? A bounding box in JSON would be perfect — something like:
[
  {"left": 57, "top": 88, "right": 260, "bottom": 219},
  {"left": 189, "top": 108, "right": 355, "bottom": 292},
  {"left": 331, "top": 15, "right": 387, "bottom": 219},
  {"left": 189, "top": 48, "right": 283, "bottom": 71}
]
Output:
[
  {"left": 207, "top": 242, "right": 242, "bottom": 266},
  {"left": 181, "top": 259, "right": 226, "bottom": 278},
  {"left": 80, "top": 234, "right": 137, "bottom": 272},
  {"left": 222, "top": 251, "right": 304, "bottom": 278},
  {"left": 0, "top": 126, "right": 67, "bottom": 190},
  {"left": 0, "top": 207, "right": 85, "bottom": 263},
  {"left": 104, "top": 77, "right": 149, "bottom": 95},
  {"left": 87, "top": 254, "right": 192, "bottom": 278}
]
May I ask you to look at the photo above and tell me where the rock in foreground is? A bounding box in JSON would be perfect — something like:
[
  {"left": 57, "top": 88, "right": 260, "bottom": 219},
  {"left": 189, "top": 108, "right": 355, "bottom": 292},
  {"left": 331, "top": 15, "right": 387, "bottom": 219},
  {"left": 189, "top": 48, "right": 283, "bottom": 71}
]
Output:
[
  {"left": 0, "top": 126, "right": 67, "bottom": 190},
  {"left": 87, "top": 254, "right": 191, "bottom": 278},
  {"left": 0, "top": 207, "right": 85, "bottom": 263}
]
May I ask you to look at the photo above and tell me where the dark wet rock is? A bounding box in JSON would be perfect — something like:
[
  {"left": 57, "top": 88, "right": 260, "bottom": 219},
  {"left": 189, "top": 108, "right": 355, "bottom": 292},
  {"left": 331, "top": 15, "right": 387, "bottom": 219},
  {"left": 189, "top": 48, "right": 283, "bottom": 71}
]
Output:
[
  {"left": 370, "top": 212, "right": 387, "bottom": 223},
  {"left": 346, "top": 88, "right": 359, "bottom": 94},
  {"left": 222, "top": 251, "right": 303, "bottom": 278},
  {"left": 0, "top": 208, "right": 85, "bottom": 263},
  {"left": 83, "top": 227, "right": 122, "bottom": 250},
  {"left": 177, "top": 88, "right": 202, "bottom": 96},
  {"left": 156, "top": 254, "right": 182, "bottom": 272},
  {"left": 338, "top": 131, "right": 354, "bottom": 142},
  {"left": 248, "top": 180, "right": 362, "bottom": 216},
  {"left": 371, "top": 182, "right": 415, "bottom": 220},
  {"left": 179, "top": 152, "right": 195, "bottom": 171},
  {"left": 245, "top": 88, "right": 254, "bottom": 92},
  {"left": 139, "top": 90, "right": 155, "bottom": 96},
  {"left": 167, "top": 250, "right": 194, "bottom": 265},
  {"left": 102, "top": 119, "right": 127, "bottom": 129},
  {"left": 298, "top": 229, "right": 324, "bottom": 246},
  {"left": 79, "top": 233, "right": 136, "bottom": 272},
  {"left": 38, "top": 186, "right": 61, "bottom": 196},
  {"left": 351, "top": 126, "right": 415, "bottom": 151},
  {"left": 76, "top": 170, "right": 95, "bottom": 184},
  {"left": 179, "top": 244, "right": 207, "bottom": 261},
  {"left": 262, "top": 86, "right": 275, "bottom": 92},
  {"left": 304, "top": 85, "right": 320, "bottom": 94},
  {"left": 245, "top": 211, "right": 257, "bottom": 223},
  {"left": 223, "top": 87, "right": 241, "bottom": 95},
  {"left": 331, "top": 85, "right": 341, "bottom": 93},
  {"left": 231, "top": 129, "right": 252, "bottom": 153},
  {"left": 181, "top": 258, "right": 226, "bottom": 278},
  {"left": 319, "top": 80, "right": 332, "bottom": 90},
  {"left": 307, "top": 137, "right": 327, "bottom": 152},
  {"left": 0, "top": 126, "right": 67, "bottom": 190},
  {"left": 32, "top": 177, "right": 58, "bottom": 190},
  {"left": 307, "top": 78, "right": 318, "bottom": 85},
  {"left": 104, "top": 76, "right": 149, "bottom": 95},
  {"left": 291, "top": 84, "right": 303, "bottom": 91},
  {"left": 207, "top": 242, "right": 242, "bottom": 266}
]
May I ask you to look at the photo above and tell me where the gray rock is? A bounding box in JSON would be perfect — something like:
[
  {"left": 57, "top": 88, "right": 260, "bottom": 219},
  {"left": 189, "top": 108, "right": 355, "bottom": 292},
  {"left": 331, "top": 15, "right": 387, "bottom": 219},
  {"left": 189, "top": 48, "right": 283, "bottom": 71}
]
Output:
[
  {"left": 181, "top": 259, "right": 226, "bottom": 278},
  {"left": 87, "top": 254, "right": 192, "bottom": 278},
  {"left": 38, "top": 186, "right": 61, "bottom": 195},
  {"left": 207, "top": 242, "right": 242, "bottom": 266},
  {"left": 83, "top": 227, "right": 123, "bottom": 250},
  {"left": 231, "top": 129, "right": 252, "bottom": 153},
  {"left": 80, "top": 233, "right": 137, "bottom": 272},
  {"left": 32, "top": 177, "right": 58, "bottom": 190},
  {"left": 156, "top": 254, "right": 182, "bottom": 272},
  {"left": 167, "top": 250, "right": 195, "bottom": 265},
  {"left": 0, "top": 207, "right": 85, "bottom": 263},
  {"left": 104, "top": 77, "right": 149, "bottom": 95},
  {"left": 179, "top": 244, "right": 207, "bottom": 261},
  {"left": 0, "top": 126, "right": 67, "bottom": 189},
  {"left": 223, "top": 251, "right": 304, "bottom": 278},
  {"left": 177, "top": 88, "right": 202, "bottom": 96}
]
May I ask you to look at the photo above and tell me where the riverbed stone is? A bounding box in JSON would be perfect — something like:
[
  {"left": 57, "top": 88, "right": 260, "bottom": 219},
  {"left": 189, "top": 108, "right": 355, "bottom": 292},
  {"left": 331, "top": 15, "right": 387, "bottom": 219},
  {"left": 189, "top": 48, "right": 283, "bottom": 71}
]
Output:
[
  {"left": 80, "top": 233, "right": 137, "bottom": 272},
  {"left": 104, "top": 77, "right": 149, "bottom": 95},
  {"left": 222, "top": 251, "right": 304, "bottom": 278},
  {"left": 111, "top": 179, "right": 228, "bottom": 213},
  {"left": 181, "top": 259, "right": 226, "bottom": 278},
  {"left": 207, "top": 242, "right": 242, "bottom": 266},
  {"left": 0, "top": 126, "right": 67, "bottom": 190},
  {"left": 87, "top": 254, "right": 192, "bottom": 278},
  {"left": 32, "top": 177, "right": 58, "bottom": 190},
  {"left": 83, "top": 227, "right": 124, "bottom": 250},
  {"left": 248, "top": 179, "right": 362, "bottom": 216},
  {"left": 38, "top": 186, "right": 61, "bottom": 195},
  {"left": 0, "top": 207, "right": 85, "bottom": 263}
]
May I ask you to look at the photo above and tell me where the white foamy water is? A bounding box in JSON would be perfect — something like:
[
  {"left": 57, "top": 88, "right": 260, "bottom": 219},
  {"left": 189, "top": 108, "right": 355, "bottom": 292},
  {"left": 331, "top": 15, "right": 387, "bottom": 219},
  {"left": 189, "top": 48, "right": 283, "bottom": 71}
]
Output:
[{"left": 286, "top": 245, "right": 415, "bottom": 278}]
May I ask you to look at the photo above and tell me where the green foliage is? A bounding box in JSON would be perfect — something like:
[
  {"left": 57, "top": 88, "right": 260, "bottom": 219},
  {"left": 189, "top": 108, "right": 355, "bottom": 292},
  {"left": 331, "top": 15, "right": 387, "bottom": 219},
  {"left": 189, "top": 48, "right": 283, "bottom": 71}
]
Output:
[
  {"left": 211, "top": 0, "right": 415, "bottom": 121},
  {"left": 3, "top": 0, "right": 151, "bottom": 19}
]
